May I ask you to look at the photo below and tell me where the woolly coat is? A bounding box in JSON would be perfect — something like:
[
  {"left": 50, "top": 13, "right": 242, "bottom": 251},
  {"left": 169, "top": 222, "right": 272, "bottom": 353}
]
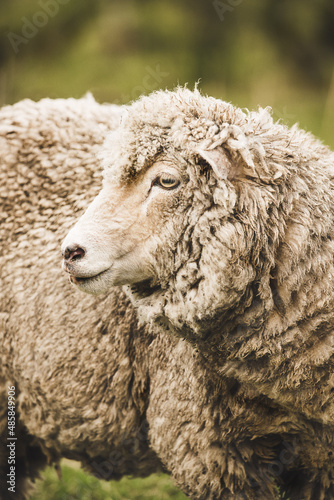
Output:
[
  {"left": 101, "top": 87, "right": 334, "bottom": 496},
  {"left": 105, "top": 89, "right": 334, "bottom": 427},
  {"left": 0, "top": 95, "right": 333, "bottom": 500}
]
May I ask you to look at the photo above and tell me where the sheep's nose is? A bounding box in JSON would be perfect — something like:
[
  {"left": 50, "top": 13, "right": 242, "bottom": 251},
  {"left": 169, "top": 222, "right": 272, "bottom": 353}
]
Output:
[{"left": 63, "top": 244, "right": 86, "bottom": 262}]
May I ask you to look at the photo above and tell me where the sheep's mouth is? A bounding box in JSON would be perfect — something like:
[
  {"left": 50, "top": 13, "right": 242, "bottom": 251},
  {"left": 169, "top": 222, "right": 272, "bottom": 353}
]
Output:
[{"left": 69, "top": 267, "right": 111, "bottom": 286}]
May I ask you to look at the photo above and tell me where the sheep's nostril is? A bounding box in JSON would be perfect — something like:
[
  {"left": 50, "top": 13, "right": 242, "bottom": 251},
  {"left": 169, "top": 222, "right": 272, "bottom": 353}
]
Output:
[{"left": 64, "top": 245, "right": 86, "bottom": 262}]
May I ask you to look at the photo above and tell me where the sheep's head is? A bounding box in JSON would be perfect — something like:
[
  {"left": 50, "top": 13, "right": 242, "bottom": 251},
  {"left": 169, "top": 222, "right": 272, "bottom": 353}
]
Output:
[{"left": 62, "top": 88, "right": 293, "bottom": 338}]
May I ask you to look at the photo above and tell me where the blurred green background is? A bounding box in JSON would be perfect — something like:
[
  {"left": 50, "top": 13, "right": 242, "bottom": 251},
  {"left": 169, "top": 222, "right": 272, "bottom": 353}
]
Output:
[
  {"left": 0, "top": 0, "right": 332, "bottom": 498},
  {"left": 0, "top": 0, "right": 333, "bottom": 147}
]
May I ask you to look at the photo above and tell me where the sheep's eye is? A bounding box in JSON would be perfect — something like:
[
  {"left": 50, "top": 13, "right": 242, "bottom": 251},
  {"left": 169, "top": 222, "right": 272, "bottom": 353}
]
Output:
[{"left": 154, "top": 175, "right": 180, "bottom": 190}]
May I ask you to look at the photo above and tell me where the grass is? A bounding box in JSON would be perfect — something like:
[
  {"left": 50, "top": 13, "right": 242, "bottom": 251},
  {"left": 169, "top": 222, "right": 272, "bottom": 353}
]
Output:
[
  {"left": 30, "top": 460, "right": 188, "bottom": 500},
  {"left": 30, "top": 460, "right": 291, "bottom": 500}
]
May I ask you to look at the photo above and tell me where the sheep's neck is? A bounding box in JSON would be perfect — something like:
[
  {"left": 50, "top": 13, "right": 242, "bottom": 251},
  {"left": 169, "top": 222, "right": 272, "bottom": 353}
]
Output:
[{"left": 196, "top": 270, "right": 334, "bottom": 427}]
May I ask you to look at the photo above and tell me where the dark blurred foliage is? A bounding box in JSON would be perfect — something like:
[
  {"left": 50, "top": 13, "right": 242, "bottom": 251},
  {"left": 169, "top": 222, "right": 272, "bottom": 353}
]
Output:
[
  {"left": 0, "top": 0, "right": 333, "bottom": 145},
  {"left": 263, "top": 0, "right": 334, "bottom": 86}
]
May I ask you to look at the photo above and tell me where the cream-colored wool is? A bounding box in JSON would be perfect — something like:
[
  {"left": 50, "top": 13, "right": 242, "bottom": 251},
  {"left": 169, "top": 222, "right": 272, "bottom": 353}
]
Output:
[
  {"left": 63, "top": 88, "right": 334, "bottom": 498},
  {"left": 1, "top": 95, "right": 333, "bottom": 500},
  {"left": 68, "top": 87, "right": 334, "bottom": 424}
]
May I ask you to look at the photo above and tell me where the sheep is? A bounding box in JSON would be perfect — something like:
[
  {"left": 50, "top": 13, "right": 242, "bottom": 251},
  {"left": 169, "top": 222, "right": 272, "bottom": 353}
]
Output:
[
  {"left": 0, "top": 95, "right": 296, "bottom": 500},
  {"left": 0, "top": 95, "right": 332, "bottom": 500},
  {"left": 62, "top": 87, "right": 334, "bottom": 498}
]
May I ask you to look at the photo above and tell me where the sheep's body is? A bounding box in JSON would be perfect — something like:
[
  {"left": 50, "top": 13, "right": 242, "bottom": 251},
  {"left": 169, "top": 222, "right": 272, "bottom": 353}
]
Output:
[
  {"left": 62, "top": 89, "right": 334, "bottom": 498},
  {"left": 128, "top": 89, "right": 334, "bottom": 427},
  {"left": 0, "top": 95, "right": 333, "bottom": 500}
]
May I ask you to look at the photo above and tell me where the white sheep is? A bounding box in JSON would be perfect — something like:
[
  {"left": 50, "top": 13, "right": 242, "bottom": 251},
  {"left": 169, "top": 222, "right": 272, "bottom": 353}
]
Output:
[
  {"left": 62, "top": 87, "right": 334, "bottom": 499},
  {"left": 0, "top": 93, "right": 332, "bottom": 500}
]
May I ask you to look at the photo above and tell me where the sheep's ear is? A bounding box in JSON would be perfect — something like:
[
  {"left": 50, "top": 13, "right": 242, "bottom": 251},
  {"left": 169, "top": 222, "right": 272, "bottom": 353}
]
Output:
[{"left": 197, "top": 146, "right": 242, "bottom": 181}]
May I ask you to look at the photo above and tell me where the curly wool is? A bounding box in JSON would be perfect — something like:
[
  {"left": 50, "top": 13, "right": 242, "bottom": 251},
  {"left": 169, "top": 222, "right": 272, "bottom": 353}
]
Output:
[
  {"left": 1, "top": 94, "right": 334, "bottom": 500},
  {"left": 102, "top": 87, "right": 334, "bottom": 493},
  {"left": 100, "top": 87, "right": 334, "bottom": 426}
]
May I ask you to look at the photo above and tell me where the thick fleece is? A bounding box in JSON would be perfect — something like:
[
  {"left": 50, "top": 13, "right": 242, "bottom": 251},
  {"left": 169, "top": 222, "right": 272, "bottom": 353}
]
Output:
[
  {"left": 97, "top": 88, "right": 334, "bottom": 426},
  {"left": 1, "top": 95, "right": 333, "bottom": 500},
  {"left": 64, "top": 88, "right": 334, "bottom": 497}
]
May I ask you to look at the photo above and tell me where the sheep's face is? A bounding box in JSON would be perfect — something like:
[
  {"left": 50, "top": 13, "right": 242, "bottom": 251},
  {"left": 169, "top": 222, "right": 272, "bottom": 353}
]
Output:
[
  {"left": 61, "top": 159, "right": 191, "bottom": 295},
  {"left": 61, "top": 144, "right": 254, "bottom": 339}
]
